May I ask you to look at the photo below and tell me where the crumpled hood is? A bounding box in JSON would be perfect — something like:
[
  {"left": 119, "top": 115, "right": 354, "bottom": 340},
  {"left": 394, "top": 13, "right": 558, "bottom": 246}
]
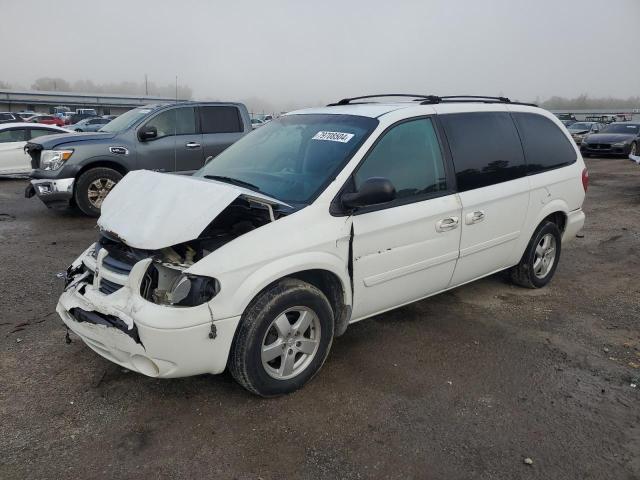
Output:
[
  {"left": 584, "top": 133, "right": 635, "bottom": 143},
  {"left": 98, "top": 170, "right": 289, "bottom": 250}
]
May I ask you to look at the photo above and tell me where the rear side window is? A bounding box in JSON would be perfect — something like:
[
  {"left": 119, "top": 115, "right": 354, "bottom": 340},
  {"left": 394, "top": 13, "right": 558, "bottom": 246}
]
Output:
[
  {"left": 0, "top": 129, "right": 26, "bottom": 142},
  {"left": 200, "top": 106, "right": 243, "bottom": 134},
  {"left": 513, "top": 113, "right": 578, "bottom": 174},
  {"left": 440, "top": 112, "right": 526, "bottom": 192},
  {"left": 355, "top": 118, "right": 447, "bottom": 199}
]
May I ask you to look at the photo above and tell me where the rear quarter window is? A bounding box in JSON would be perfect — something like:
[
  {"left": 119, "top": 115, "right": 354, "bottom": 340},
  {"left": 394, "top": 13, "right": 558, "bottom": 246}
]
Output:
[
  {"left": 512, "top": 112, "right": 577, "bottom": 174},
  {"left": 200, "top": 106, "right": 243, "bottom": 134},
  {"left": 440, "top": 112, "right": 526, "bottom": 192}
]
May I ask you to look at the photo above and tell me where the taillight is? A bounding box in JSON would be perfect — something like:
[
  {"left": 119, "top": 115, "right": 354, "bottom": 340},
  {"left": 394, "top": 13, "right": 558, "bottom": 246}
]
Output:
[{"left": 582, "top": 168, "right": 589, "bottom": 192}]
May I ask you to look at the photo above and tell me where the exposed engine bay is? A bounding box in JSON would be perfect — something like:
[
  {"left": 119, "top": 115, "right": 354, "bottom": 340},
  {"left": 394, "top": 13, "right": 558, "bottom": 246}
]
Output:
[{"left": 68, "top": 197, "right": 286, "bottom": 308}]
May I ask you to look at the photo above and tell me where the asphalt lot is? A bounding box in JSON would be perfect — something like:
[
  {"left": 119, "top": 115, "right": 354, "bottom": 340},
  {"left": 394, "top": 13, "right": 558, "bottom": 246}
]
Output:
[{"left": 1, "top": 157, "right": 639, "bottom": 480}]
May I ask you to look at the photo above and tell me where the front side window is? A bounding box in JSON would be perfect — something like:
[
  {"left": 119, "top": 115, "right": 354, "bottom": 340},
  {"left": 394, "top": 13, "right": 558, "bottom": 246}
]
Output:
[
  {"left": 195, "top": 114, "right": 378, "bottom": 205},
  {"left": 354, "top": 118, "right": 447, "bottom": 199},
  {"left": 512, "top": 112, "right": 577, "bottom": 173},
  {"left": 440, "top": 112, "right": 526, "bottom": 191},
  {"left": 200, "top": 106, "right": 243, "bottom": 133},
  {"left": 29, "top": 128, "right": 59, "bottom": 139},
  {"left": 143, "top": 107, "right": 196, "bottom": 138},
  {"left": 0, "top": 129, "right": 26, "bottom": 143}
]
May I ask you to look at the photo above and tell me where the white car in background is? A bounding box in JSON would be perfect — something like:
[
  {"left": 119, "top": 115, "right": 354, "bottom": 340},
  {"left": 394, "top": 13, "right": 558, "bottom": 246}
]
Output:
[{"left": 0, "top": 123, "right": 71, "bottom": 176}]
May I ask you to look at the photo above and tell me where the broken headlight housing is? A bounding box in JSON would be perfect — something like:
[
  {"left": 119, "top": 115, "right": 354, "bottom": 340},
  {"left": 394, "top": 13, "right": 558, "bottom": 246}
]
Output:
[
  {"left": 153, "top": 273, "right": 219, "bottom": 307},
  {"left": 40, "top": 149, "right": 73, "bottom": 170}
]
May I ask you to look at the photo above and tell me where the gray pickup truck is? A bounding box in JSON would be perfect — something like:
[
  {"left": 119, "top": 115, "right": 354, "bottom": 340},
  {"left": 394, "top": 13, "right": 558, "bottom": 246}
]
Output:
[{"left": 25, "top": 101, "right": 251, "bottom": 216}]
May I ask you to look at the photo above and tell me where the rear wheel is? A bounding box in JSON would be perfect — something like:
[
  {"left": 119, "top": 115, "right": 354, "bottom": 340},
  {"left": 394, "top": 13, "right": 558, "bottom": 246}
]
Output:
[
  {"left": 510, "top": 221, "right": 562, "bottom": 288},
  {"left": 74, "top": 167, "right": 122, "bottom": 217},
  {"left": 229, "top": 278, "right": 334, "bottom": 397}
]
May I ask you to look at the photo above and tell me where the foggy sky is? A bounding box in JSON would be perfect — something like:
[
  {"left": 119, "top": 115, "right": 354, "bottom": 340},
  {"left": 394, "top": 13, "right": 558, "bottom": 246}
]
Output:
[{"left": 1, "top": 0, "right": 639, "bottom": 111}]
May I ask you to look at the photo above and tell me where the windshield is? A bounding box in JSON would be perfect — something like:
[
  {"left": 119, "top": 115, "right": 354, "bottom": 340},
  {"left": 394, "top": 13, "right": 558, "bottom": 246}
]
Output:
[
  {"left": 568, "top": 123, "right": 591, "bottom": 131},
  {"left": 195, "top": 114, "right": 379, "bottom": 205},
  {"left": 600, "top": 123, "right": 640, "bottom": 134},
  {"left": 99, "top": 106, "right": 160, "bottom": 133}
]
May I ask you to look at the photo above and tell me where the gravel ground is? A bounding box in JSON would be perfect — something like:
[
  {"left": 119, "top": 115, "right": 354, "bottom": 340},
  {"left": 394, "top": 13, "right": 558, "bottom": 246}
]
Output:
[{"left": 1, "top": 157, "right": 639, "bottom": 480}]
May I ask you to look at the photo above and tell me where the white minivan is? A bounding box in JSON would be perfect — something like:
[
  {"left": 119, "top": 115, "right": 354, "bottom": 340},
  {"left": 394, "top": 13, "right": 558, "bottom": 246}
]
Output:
[{"left": 57, "top": 95, "right": 587, "bottom": 396}]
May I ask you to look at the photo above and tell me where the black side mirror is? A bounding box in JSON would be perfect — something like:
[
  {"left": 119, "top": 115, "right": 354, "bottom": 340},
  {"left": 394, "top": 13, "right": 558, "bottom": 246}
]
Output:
[
  {"left": 138, "top": 125, "right": 157, "bottom": 141},
  {"left": 341, "top": 177, "right": 396, "bottom": 209}
]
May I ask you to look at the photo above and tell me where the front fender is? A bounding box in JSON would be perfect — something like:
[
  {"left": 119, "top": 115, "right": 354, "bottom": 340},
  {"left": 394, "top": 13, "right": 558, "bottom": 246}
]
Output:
[{"left": 211, "top": 251, "right": 352, "bottom": 320}]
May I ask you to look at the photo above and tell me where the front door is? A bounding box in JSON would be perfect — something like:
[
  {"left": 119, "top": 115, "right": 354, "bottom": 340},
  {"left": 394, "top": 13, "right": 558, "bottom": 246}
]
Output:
[
  {"left": 136, "top": 106, "right": 204, "bottom": 173},
  {"left": 350, "top": 117, "right": 462, "bottom": 321}
]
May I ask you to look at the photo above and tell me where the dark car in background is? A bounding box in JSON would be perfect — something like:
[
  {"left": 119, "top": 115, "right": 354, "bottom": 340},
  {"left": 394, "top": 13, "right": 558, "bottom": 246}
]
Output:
[
  {"left": 25, "top": 101, "right": 252, "bottom": 216},
  {"left": 0, "top": 112, "right": 23, "bottom": 124},
  {"left": 567, "top": 121, "right": 604, "bottom": 145},
  {"left": 581, "top": 122, "right": 640, "bottom": 157}
]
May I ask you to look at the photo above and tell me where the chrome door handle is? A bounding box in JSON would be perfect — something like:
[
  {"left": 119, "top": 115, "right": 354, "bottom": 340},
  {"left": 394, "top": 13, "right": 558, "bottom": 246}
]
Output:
[
  {"left": 436, "top": 216, "right": 459, "bottom": 232},
  {"left": 185, "top": 142, "right": 201, "bottom": 149},
  {"left": 465, "top": 210, "right": 485, "bottom": 225}
]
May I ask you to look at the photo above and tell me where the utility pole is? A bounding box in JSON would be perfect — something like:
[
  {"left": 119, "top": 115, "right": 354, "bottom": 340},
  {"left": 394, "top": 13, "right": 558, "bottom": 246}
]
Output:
[{"left": 145, "top": 74, "right": 148, "bottom": 96}]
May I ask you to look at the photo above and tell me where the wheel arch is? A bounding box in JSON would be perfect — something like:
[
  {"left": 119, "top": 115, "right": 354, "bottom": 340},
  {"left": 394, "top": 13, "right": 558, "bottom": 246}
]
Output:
[
  {"left": 515, "top": 200, "right": 569, "bottom": 262},
  {"left": 224, "top": 253, "right": 353, "bottom": 337}
]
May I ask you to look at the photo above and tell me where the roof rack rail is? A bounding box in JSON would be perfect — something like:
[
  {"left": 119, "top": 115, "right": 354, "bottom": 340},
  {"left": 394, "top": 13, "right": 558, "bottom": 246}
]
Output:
[
  {"left": 326, "top": 94, "right": 440, "bottom": 106},
  {"left": 326, "top": 94, "right": 538, "bottom": 108},
  {"left": 417, "top": 95, "right": 537, "bottom": 107}
]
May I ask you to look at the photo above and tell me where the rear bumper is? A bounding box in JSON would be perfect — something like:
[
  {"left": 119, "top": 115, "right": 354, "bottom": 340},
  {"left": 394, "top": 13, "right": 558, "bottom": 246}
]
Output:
[
  {"left": 25, "top": 177, "right": 74, "bottom": 208},
  {"left": 563, "top": 208, "right": 585, "bottom": 243}
]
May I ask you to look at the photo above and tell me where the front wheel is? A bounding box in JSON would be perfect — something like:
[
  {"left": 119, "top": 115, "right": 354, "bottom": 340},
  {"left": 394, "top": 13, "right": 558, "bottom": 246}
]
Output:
[
  {"left": 629, "top": 142, "right": 637, "bottom": 157},
  {"left": 74, "top": 167, "right": 123, "bottom": 217},
  {"left": 229, "top": 278, "right": 335, "bottom": 397},
  {"left": 509, "top": 221, "right": 562, "bottom": 288}
]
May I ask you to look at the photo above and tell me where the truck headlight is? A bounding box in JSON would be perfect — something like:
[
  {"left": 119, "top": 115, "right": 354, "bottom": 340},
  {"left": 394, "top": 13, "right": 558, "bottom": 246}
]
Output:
[
  {"left": 40, "top": 150, "right": 73, "bottom": 170},
  {"left": 156, "top": 274, "right": 219, "bottom": 306}
]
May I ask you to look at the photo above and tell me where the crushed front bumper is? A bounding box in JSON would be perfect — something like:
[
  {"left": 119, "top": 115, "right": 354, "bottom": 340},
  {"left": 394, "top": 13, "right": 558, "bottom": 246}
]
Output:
[
  {"left": 57, "top": 246, "right": 241, "bottom": 378},
  {"left": 25, "top": 177, "right": 75, "bottom": 209}
]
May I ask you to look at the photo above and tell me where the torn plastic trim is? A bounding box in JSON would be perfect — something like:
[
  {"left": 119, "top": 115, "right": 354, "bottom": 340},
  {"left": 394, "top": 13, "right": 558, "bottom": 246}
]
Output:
[{"left": 69, "top": 307, "right": 141, "bottom": 344}]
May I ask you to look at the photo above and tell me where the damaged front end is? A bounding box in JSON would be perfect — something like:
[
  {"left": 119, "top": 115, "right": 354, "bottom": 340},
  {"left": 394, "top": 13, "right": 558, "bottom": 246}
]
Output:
[{"left": 57, "top": 170, "right": 292, "bottom": 378}]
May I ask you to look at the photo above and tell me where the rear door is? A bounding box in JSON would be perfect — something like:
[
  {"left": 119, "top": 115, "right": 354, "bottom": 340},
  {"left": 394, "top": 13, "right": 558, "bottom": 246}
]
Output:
[
  {"left": 439, "top": 111, "right": 530, "bottom": 286},
  {"left": 0, "top": 127, "right": 28, "bottom": 174},
  {"left": 136, "top": 106, "right": 203, "bottom": 173},
  {"left": 350, "top": 117, "right": 462, "bottom": 320},
  {"left": 199, "top": 105, "right": 246, "bottom": 164}
]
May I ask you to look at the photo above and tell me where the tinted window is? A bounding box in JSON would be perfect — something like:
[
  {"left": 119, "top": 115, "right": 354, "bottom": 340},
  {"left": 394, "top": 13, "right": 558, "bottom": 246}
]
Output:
[
  {"left": 440, "top": 112, "right": 525, "bottom": 191},
  {"left": 144, "top": 107, "right": 196, "bottom": 138},
  {"left": 200, "top": 106, "right": 243, "bottom": 133},
  {"left": 0, "top": 113, "right": 13, "bottom": 121},
  {"left": 30, "top": 128, "right": 59, "bottom": 139},
  {"left": 512, "top": 113, "right": 577, "bottom": 173},
  {"left": 355, "top": 118, "right": 447, "bottom": 199},
  {"left": 0, "top": 129, "right": 26, "bottom": 142}
]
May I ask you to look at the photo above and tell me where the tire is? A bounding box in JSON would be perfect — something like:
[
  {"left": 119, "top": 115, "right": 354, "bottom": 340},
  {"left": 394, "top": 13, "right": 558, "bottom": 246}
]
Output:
[
  {"left": 229, "top": 278, "right": 335, "bottom": 397},
  {"left": 75, "top": 129, "right": 82, "bottom": 132},
  {"left": 630, "top": 142, "right": 637, "bottom": 157},
  {"left": 509, "top": 221, "right": 562, "bottom": 289},
  {"left": 74, "top": 167, "right": 123, "bottom": 217}
]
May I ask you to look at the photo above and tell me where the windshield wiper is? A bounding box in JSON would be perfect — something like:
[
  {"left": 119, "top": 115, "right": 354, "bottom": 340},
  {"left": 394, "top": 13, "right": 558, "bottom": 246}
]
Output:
[{"left": 203, "top": 175, "right": 260, "bottom": 192}]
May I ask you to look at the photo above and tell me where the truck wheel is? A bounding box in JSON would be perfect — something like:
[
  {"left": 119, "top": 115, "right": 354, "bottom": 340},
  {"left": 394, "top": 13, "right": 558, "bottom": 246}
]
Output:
[
  {"left": 509, "top": 221, "right": 562, "bottom": 289},
  {"left": 229, "top": 278, "right": 335, "bottom": 397},
  {"left": 74, "top": 167, "right": 122, "bottom": 217}
]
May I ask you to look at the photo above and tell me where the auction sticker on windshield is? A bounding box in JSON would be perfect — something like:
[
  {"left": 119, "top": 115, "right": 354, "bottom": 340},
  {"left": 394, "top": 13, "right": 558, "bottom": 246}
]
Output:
[{"left": 312, "top": 131, "right": 355, "bottom": 143}]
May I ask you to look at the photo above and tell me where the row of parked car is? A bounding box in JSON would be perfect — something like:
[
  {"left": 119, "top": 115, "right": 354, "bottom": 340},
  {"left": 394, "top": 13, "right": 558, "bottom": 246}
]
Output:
[{"left": 0, "top": 110, "right": 116, "bottom": 132}]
